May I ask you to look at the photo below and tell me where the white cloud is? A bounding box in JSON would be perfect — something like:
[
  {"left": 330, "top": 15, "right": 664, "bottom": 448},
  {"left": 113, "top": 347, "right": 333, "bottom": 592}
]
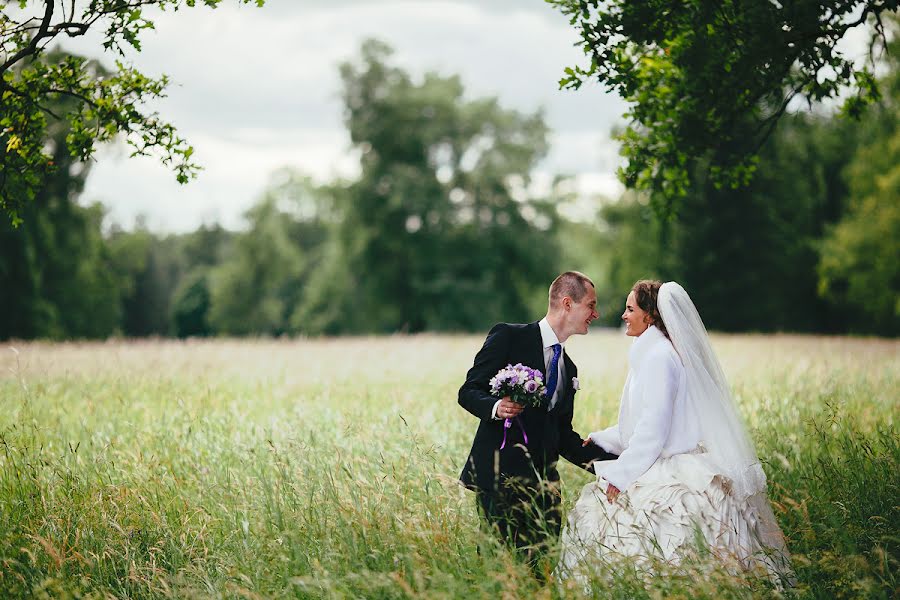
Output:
[{"left": 86, "top": 128, "right": 358, "bottom": 232}]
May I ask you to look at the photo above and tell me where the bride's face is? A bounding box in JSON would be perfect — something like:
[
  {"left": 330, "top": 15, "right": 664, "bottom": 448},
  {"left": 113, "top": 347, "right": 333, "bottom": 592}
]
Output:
[{"left": 622, "top": 291, "right": 652, "bottom": 337}]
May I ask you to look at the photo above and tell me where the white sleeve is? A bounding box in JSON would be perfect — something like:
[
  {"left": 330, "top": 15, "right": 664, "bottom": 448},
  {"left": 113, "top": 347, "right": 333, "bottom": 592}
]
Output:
[
  {"left": 595, "top": 350, "right": 678, "bottom": 491},
  {"left": 491, "top": 399, "right": 502, "bottom": 420},
  {"left": 588, "top": 424, "right": 624, "bottom": 454}
]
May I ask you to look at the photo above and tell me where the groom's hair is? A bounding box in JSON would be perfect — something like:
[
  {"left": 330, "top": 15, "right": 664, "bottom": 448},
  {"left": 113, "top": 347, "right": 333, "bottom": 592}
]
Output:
[{"left": 549, "top": 271, "right": 595, "bottom": 308}]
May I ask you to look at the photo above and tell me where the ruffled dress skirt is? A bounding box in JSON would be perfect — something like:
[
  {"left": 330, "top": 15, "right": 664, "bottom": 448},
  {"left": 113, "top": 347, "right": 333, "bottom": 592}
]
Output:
[{"left": 557, "top": 451, "right": 792, "bottom": 587}]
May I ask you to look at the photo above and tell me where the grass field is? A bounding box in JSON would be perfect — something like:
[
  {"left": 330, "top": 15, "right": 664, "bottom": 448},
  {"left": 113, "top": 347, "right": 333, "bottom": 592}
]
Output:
[{"left": 0, "top": 332, "right": 897, "bottom": 598}]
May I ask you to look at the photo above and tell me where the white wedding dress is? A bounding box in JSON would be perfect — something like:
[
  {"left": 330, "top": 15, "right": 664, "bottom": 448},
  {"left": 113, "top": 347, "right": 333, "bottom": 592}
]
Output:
[{"left": 557, "top": 284, "right": 792, "bottom": 588}]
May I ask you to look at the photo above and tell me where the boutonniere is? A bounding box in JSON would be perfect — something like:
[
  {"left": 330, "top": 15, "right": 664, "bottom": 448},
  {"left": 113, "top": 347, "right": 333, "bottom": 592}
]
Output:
[{"left": 571, "top": 377, "right": 580, "bottom": 391}]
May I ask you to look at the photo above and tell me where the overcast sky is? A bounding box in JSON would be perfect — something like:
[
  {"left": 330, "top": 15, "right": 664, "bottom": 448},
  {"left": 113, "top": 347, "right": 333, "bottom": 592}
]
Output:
[{"left": 53, "top": 0, "right": 628, "bottom": 232}]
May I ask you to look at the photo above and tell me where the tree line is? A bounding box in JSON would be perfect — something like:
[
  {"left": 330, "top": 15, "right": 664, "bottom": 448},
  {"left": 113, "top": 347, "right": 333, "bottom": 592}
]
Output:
[{"left": 1, "top": 39, "right": 897, "bottom": 339}]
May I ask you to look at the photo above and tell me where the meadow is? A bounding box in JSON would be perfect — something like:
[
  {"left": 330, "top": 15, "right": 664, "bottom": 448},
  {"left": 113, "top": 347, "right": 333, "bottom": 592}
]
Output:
[{"left": 0, "top": 332, "right": 896, "bottom": 598}]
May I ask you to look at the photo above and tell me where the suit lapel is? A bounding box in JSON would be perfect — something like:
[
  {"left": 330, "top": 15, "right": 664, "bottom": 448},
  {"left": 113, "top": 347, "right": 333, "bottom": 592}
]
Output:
[
  {"left": 553, "top": 351, "right": 576, "bottom": 412},
  {"left": 526, "top": 322, "right": 546, "bottom": 379},
  {"left": 526, "top": 322, "right": 575, "bottom": 412}
]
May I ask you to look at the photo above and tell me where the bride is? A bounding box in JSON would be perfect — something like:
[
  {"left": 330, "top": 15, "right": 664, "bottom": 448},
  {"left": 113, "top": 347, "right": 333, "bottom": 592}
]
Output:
[{"left": 557, "top": 280, "right": 792, "bottom": 586}]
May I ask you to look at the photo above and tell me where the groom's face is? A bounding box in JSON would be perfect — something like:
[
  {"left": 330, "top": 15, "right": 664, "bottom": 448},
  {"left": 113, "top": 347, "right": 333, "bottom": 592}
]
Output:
[{"left": 567, "top": 287, "right": 599, "bottom": 336}]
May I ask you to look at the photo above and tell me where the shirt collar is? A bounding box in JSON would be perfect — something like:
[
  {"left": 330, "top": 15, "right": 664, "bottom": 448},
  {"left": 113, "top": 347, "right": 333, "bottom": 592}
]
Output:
[{"left": 538, "top": 317, "right": 563, "bottom": 350}]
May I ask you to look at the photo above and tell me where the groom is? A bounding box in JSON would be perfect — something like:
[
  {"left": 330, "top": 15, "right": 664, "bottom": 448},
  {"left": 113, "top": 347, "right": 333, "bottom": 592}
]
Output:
[{"left": 458, "top": 271, "right": 616, "bottom": 562}]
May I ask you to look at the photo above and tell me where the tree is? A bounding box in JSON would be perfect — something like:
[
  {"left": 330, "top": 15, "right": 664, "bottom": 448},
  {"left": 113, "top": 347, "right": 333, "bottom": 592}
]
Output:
[
  {"left": 550, "top": 0, "right": 898, "bottom": 213},
  {"left": 595, "top": 192, "right": 671, "bottom": 326},
  {"left": 0, "top": 78, "right": 120, "bottom": 339},
  {"left": 817, "top": 45, "right": 900, "bottom": 335},
  {"left": 0, "top": 200, "right": 121, "bottom": 339},
  {"left": 207, "top": 173, "right": 332, "bottom": 336},
  {"left": 170, "top": 223, "right": 231, "bottom": 337},
  {"left": 817, "top": 150, "right": 900, "bottom": 335},
  {"left": 106, "top": 221, "right": 184, "bottom": 336},
  {"left": 672, "top": 110, "right": 862, "bottom": 331},
  {"left": 296, "top": 40, "right": 560, "bottom": 334},
  {"left": 171, "top": 269, "right": 212, "bottom": 337},
  {"left": 0, "top": 0, "right": 264, "bottom": 226},
  {"left": 565, "top": 108, "right": 862, "bottom": 333}
]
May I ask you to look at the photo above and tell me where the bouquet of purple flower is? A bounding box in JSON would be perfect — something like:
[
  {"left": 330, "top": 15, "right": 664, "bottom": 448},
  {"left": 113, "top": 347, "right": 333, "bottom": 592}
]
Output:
[
  {"left": 489, "top": 363, "right": 547, "bottom": 409},
  {"left": 489, "top": 363, "right": 547, "bottom": 449}
]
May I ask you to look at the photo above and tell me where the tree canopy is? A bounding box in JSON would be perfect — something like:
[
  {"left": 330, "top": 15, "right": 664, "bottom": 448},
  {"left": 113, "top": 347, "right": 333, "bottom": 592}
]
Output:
[
  {"left": 549, "top": 0, "right": 898, "bottom": 213},
  {"left": 302, "top": 40, "right": 560, "bottom": 333},
  {"left": 2, "top": 35, "right": 897, "bottom": 339},
  {"left": 817, "top": 37, "right": 900, "bottom": 334},
  {"left": 0, "top": 0, "right": 264, "bottom": 226}
]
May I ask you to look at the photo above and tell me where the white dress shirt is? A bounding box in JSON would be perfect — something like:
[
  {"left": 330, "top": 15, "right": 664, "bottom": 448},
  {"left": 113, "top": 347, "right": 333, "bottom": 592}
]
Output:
[
  {"left": 492, "top": 317, "right": 565, "bottom": 419},
  {"left": 590, "top": 325, "right": 702, "bottom": 490},
  {"left": 538, "top": 317, "right": 566, "bottom": 411}
]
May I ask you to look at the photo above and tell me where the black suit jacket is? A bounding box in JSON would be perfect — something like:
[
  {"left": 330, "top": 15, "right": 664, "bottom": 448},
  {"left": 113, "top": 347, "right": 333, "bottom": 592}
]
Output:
[{"left": 458, "top": 321, "right": 615, "bottom": 493}]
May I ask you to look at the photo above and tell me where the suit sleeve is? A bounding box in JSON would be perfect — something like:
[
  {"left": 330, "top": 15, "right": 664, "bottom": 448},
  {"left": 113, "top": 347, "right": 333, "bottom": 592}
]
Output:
[
  {"left": 558, "top": 366, "right": 617, "bottom": 471},
  {"left": 458, "top": 323, "right": 510, "bottom": 421}
]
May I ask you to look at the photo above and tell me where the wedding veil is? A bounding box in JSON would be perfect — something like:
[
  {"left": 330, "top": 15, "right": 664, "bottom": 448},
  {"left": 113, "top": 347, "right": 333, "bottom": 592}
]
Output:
[
  {"left": 659, "top": 282, "right": 792, "bottom": 578},
  {"left": 657, "top": 282, "right": 766, "bottom": 502}
]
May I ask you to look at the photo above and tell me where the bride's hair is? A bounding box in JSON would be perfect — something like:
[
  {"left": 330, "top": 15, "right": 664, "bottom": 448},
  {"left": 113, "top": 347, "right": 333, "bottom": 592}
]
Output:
[{"left": 631, "top": 279, "right": 668, "bottom": 338}]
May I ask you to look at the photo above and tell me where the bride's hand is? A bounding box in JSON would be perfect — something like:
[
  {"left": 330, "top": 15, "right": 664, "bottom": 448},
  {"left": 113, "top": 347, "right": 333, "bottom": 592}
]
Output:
[
  {"left": 605, "top": 483, "right": 620, "bottom": 504},
  {"left": 584, "top": 431, "right": 609, "bottom": 449}
]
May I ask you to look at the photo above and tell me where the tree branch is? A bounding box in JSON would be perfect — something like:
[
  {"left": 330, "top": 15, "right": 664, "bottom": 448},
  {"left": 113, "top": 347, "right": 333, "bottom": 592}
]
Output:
[
  {"left": 869, "top": 10, "right": 887, "bottom": 69},
  {"left": 51, "top": 22, "right": 91, "bottom": 36},
  {"left": 47, "top": 87, "right": 97, "bottom": 108},
  {"left": 784, "top": 5, "right": 875, "bottom": 48},
  {"left": 0, "top": 1, "right": 55, "bottom": 76},
  {"left": 1, "top": 79, "right": 67, "bottom": 121}
]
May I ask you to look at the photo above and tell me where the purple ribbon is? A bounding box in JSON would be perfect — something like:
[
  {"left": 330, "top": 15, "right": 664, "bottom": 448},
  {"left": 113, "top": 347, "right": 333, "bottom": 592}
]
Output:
[{"left": 500, "top": 416, "right": 529, "bottom": 449}]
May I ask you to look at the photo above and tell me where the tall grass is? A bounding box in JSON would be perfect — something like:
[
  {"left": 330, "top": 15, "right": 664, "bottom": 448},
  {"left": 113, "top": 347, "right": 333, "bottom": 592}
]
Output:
[{"left": 0, "top": 333, "right": 896, "bottom": 598}]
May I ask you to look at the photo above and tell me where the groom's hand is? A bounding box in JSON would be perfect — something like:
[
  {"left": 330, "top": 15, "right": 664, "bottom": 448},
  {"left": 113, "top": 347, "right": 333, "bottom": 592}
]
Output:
[{"left": 497, "top": 397, "right": 523, "bottom": 419}]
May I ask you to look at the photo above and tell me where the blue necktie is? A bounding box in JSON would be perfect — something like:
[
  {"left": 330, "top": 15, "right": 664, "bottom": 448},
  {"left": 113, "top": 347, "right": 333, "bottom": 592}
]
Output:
[{"left": 545, "top": 343, "right": 562, "bottom": 406}]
